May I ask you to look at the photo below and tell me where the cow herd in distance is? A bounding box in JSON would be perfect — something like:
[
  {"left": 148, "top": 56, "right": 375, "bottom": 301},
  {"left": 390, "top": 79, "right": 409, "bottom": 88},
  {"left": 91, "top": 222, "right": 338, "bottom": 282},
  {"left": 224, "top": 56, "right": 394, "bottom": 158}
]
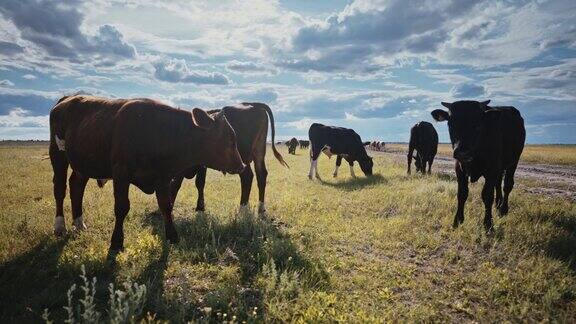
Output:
[{"left": 49, "top": 95, "right": 525, "bottom": 251}]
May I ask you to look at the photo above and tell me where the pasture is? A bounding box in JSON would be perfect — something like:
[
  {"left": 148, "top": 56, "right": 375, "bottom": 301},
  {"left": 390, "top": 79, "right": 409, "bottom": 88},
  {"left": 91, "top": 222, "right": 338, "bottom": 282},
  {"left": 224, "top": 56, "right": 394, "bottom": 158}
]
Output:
[
  {"left": 1, "top": 143, "right": 575, "bottom": 322},
  {"left": 385, "top": 143, "right": 576, "bottom": 166}
]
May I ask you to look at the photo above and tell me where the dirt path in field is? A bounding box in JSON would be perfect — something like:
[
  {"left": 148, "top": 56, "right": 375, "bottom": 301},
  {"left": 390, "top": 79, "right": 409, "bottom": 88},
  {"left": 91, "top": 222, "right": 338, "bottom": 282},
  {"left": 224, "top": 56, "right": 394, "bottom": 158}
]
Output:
[{"left": 372, "top": 149, "right": 576, "bottom": 201}]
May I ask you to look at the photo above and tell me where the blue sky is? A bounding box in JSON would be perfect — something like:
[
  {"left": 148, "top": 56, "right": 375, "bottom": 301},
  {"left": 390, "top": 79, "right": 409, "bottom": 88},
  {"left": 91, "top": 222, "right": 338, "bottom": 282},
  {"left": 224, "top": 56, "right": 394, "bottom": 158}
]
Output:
[{"left": 0, "top": 0, "right": 575, "bottom": 143}]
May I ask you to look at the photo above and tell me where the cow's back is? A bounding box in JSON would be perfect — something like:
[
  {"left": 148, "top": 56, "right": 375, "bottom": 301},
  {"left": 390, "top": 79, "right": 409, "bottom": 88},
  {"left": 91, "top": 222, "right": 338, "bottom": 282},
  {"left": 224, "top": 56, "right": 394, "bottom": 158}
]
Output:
[
  {"left": 50, "top": 95, "right": 130, "bottom": 177},
  {"left": 410, "top": 121, "right": 438, "bottom": 158},
  {"left": 218, "top": 104, "right": 269, "bottom": 163},
  {"left": 493, "top": 106, "right": 525, "bottom": 166}
]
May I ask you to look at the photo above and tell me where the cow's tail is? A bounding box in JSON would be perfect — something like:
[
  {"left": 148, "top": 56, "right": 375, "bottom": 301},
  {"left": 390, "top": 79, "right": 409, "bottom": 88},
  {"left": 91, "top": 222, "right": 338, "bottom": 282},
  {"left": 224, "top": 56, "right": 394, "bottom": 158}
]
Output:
[{"left": 247, "top": 102, "right": 289, "bottom": 168}]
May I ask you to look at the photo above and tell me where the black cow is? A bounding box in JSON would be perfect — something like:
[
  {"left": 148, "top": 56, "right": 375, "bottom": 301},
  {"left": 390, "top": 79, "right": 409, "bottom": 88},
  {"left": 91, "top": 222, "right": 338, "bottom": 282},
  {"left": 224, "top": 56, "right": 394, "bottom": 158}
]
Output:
[
  {"left": 299, "top": 140, "right": 310, "bottom": 149},
  {"left": 363, "top": 141, "right": 371, "bottom": 146},
  {"left": 308, "top": 123, "right": 373, "bottom": 179},
  {"left": 431, "top": 100, "right": 525, "bottom": 232},
  {"left": 287, "top": 137, "right": 298, "bottom": 154},
  {"left": 407, "top": 121, "right": 438, "bottom": 175}
]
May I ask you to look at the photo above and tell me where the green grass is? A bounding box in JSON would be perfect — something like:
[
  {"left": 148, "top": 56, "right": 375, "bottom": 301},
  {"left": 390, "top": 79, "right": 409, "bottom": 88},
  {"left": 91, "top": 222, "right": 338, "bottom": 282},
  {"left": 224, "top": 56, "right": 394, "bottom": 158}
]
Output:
[
  {"left": 1, "top": 144, "right": 575, "bottom": 322},
  {"left": 386, "top": 143, "right": 576, "bottom": 166}
]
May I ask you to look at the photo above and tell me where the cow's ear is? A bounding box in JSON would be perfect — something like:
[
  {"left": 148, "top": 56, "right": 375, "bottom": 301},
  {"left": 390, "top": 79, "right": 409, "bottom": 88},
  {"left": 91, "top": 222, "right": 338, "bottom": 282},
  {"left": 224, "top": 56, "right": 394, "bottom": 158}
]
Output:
[
  {"left": 441, "top": 102, "right": 452, "bottom": 109},
  {"left": 431, "top": 109, "right": 450, "bottom": 122},
  {"left": 192, "top": 108, "right": 215, "bottom": 130},
  {"left": 480, "top": 100, "right": 491, "bottom": 107}
]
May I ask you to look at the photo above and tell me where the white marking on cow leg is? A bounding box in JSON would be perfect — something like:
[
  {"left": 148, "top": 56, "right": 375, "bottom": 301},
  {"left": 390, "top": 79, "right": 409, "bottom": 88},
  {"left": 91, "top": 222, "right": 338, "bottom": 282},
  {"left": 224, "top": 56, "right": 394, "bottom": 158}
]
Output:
[
  {"left": 54, "top": 216, "right": 66, "bottom": 236},
  {"left": 350, "top": 166, "right": 356, "bottom": 178},
  {"left": 54, "top": 135, "right": 66, "bottom": 151},
  {"left": 333, "top": 165, "right": 339, "bottom": 178},
  {"left": 73, "top": 216, "right": 87, "bottom": 231},
  {"left": 308, "top": 159, "right": 317, "bottom": 179},
  {"left": 258, "top": 202, "right": 266, "bottom": 214}
]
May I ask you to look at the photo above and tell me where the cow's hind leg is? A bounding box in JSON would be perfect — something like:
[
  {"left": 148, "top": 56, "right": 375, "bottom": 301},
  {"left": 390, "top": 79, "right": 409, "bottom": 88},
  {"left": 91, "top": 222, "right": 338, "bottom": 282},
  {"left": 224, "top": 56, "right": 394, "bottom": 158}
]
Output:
[
  {"left": 482, "top": 177, "right": 496, "bottom": 233},
  {"left": 50, "top": 144, "right": 69, "bottom": 236},
  {"left": 427, "top": 157, "right": 433, "bottom": 175},
  {"left": 239, "top": 165, "right": 254, "bottom": 208},
  {"left": 69, "top": 170, "right": 89, "bottom": 231},
  {"left": 500, "top": 163, "right": 518, "bottom": 216},
  {"left": 254, "top": 158, "right": 268, "bottom": 214},
  {"left": 156, "top": 181, "right": 179, "bottom": 244},
  {"left": 110, "top": 178, "right": 130, "bottom": 251}
]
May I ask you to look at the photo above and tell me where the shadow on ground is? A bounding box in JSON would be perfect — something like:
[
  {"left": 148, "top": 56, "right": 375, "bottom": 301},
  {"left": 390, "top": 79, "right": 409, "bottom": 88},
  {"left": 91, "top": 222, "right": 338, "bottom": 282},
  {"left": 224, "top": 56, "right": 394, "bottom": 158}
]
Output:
[
  {"left": 317, "top": 174, "right": 387, "bottom": 191},
  {"left": 138, "top": 208, "right": 329, "bottom": 322}
]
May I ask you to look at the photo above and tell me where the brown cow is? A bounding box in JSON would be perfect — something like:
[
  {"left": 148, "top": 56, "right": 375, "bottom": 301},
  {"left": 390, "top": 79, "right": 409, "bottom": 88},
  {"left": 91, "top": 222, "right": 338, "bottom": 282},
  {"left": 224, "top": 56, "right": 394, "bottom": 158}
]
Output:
[
  {"left": 49, "top": 95, "right": 245, "bottom": 251},
  {"left": 170, "top": 103, "right": 288, "bottom": 214}
]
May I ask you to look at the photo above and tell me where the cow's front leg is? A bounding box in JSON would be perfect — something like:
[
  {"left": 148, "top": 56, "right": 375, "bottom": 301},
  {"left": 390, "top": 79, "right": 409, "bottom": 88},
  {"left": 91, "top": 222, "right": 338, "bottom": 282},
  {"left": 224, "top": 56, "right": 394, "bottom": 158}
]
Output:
[
  {"left": 333, "top": 155, "right": 342, "bottom": 177},
  {"left": 69, "top": 170, "right": 89, "bottom": 231},
  {"left": 482, "top": 176, "right": 496, "bottom": 233},
  {"left": 454, "top": 162, "right": 468, "bottom": 228},
  {"left": 111, "top": 178, "right": 130, "bottom": 251},
  {"left": 169, "top": 175, "right": 184, "bottom": 206},
  {"left": 156, "top": 181, "right": 179, "bottom": 244},
  {"left": 195, "top": 166, "right": 207, "bottom": 211}
]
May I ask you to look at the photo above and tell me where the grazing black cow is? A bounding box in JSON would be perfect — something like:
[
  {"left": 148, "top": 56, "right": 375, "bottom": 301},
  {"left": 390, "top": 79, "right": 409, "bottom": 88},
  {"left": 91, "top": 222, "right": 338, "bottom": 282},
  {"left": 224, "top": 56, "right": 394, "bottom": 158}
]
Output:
[
  {"left": 308, "top": 123, "right": 373, "bottom": 179},
  {"left": 407, "top": 121, "right": 438, "bottom": 175},
  {"left": 287, "top": 137, "right": 298, "bottom": 154},
  {"left": 299, "top": 140, "right": 310, "bottom": 149},
  {"left": 431, "top": 100, "right": 525, "bottom": 232},
  {"left": 363, "top": 141, "right": 371, "bottom": 146}
]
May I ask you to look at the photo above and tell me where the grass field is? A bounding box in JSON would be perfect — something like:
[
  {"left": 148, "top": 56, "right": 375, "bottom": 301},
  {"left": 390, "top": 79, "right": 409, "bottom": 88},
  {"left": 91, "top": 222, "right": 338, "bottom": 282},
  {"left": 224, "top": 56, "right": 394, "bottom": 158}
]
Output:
[
  {"left": 1, "top": 144, "right": 575, "bottom": 322},
  {"left": 385, "top": 143, "right": 576, "bottom": 166}
]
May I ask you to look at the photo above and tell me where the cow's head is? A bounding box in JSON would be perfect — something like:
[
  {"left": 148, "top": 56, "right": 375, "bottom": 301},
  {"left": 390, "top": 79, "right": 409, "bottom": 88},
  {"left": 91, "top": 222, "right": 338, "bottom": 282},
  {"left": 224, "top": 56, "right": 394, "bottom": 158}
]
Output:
[
  {"left": 431, "top": 100, "right": 498, "bottom": 164},
  {"left": 358, "top": 156, "right": 374, "bottom": 176},
  {"left": 192, "top": 108, "right": 245, "bottom": 174}
]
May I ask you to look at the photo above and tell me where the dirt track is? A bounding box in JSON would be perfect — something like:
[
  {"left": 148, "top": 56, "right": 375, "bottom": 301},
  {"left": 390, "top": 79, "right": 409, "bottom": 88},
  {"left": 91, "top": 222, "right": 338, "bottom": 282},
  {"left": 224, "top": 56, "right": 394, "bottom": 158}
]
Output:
[{"left": 373, "top": 150, "right": 576, "bottom": 201}]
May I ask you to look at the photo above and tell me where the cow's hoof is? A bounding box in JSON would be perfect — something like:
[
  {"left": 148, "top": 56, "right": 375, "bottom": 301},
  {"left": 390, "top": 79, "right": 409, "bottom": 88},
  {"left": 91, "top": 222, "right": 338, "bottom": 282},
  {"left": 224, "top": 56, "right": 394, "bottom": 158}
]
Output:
[
  {"left": 54, "top": 216, "right": 67, "bottom": 236},
  {"left": 258, "top": 202, "right": 266, "bottom": 214},
  {"left": 332, "top": 173, "right": 337, "bottom": 178},
  {"left": 195, "top": 205, "right": 206, "bottom": 212},
  {"left": 499, "top": 205, "right": 509, "bottom": 216},
  {"left": 72, "top": 217, "right": 87, "bottom": 231},
  {"left": 308, "top": 174, "right": 313, "bottom": 180},
  {"left": 452, "top": 222, "right": 460, "bottom": 229}
]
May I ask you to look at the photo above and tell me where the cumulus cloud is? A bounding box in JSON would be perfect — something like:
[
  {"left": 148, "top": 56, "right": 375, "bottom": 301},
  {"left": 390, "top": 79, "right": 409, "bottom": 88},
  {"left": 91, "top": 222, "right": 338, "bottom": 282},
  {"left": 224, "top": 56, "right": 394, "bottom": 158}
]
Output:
[
  {"left": 0, "top": 88, "right": 58, "bottom": 116},
  {"left": 450, "top": 83, "right": 485, "bottom": 99},
  {"left": 153, "top": 58, "right": 229, "bottom": 85},
  {"left": 0, "top": 79, "right": 14, "bottom": 87},
  {"left": 0, "top": 41, "right": 24, "bottom": 55},
  {"left": 226, "top": 60, "right": 277, "bottom": 75},
  {"left": 280, "top": 0, "right": 576, "bottom": 72},
  {"left": 0, "top": 0, "right": 135, "bottom": 64},
  {"left": 22, "top": 74, "right": 36, "bottom": 80}
]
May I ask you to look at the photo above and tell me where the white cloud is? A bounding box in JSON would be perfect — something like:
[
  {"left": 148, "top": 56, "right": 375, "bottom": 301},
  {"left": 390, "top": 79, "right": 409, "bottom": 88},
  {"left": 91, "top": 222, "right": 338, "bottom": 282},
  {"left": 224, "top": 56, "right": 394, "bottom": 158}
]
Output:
[
  {"left": 0, "top": 79, "right": 14, "bottom": 87},
  {"left": 153, "top": 58, "right": 230, "bottom": 85}
]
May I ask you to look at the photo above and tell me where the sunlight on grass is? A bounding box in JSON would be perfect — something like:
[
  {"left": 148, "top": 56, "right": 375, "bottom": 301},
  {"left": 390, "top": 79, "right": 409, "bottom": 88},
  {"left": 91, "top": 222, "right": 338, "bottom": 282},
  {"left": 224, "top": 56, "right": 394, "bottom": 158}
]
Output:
[{"left": 0, "top": 144, "right": 575, "bottom": 322}]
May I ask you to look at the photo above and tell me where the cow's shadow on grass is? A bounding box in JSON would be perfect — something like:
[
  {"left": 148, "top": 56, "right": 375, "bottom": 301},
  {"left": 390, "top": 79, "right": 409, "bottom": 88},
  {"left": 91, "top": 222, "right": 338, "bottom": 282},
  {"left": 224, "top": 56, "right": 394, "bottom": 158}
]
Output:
[
  {"left": 541, "top": 210, "right": 576, "bottom": 272},
  {"left": 317, "top": 173, "right": 387, "bottom": 191},
  {"left": 140, "top": 208, "right": 329, "bottom": 322},
  {"left": 0, "top": 236, "right": 69, "bottom": 322}
]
